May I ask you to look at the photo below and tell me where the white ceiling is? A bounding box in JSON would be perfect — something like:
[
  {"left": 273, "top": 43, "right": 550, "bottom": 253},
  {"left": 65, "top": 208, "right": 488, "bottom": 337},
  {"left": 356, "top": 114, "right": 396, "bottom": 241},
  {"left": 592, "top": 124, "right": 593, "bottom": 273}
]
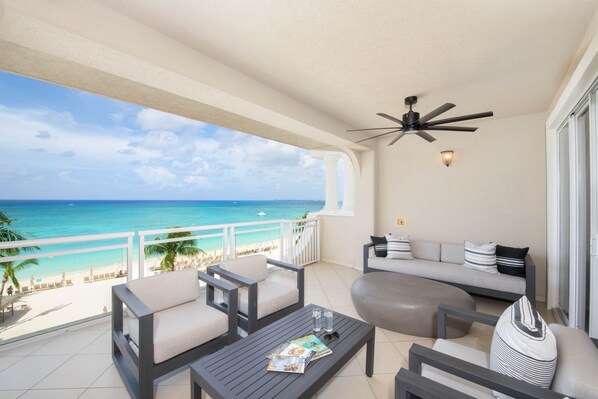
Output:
[{"left": 96, "top": 0, "right": 597, "bottom": 132}]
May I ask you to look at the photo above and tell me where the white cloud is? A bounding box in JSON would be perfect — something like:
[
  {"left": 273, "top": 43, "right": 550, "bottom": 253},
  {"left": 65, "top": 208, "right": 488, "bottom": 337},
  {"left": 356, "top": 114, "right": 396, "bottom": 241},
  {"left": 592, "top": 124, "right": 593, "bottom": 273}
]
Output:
[
  {"left": 134, "top": 165, "right": 177, "bottom": 188},
  {"left": 129, "top": 130, "right": 193, "bottom": 158},
  {"left": 172, "top": 157, "right": 209, "bottom": 175},
  {"left": 61, "top": 151, "right": 76, "bottom": 157},
  {"left": 35, "top": 130, "right": 51, "bottom": 139},
  {"left": 184, "top": 175, "right": 212, "bottom": 188},
  {"left": 136, "top": 108, "right": 205, "bottom": 131}
]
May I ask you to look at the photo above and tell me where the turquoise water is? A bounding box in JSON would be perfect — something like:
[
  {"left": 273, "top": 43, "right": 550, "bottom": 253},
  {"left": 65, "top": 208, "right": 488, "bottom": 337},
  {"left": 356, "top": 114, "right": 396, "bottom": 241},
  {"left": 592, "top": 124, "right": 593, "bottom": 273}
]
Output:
[{"left": 0, "top": 200, "right": 323, "bottom": 279}]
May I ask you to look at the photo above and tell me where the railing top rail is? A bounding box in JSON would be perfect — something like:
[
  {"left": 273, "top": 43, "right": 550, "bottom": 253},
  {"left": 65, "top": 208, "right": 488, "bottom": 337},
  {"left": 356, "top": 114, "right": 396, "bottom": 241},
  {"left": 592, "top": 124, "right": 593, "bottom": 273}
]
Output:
[
  {"left": 0, "top": 231, "right": 135, "bottom": 249},
  {"left": 138, "top": 218, "right": 319, "bottom": 236}
]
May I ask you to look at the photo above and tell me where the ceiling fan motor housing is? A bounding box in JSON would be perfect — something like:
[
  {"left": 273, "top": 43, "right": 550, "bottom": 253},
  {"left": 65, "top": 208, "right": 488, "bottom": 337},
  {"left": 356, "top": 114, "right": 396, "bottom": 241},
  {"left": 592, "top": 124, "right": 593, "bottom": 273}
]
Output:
[{"left": 403, "top": 111, "right": 420, "bottom": 128}]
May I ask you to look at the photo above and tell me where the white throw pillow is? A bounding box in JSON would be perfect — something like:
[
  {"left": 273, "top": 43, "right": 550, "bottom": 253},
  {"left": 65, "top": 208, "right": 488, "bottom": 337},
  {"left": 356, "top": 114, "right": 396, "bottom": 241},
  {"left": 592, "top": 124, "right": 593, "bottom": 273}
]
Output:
[
  {"left": 385, "top": 234, "right": 414, "bottom": 260},
  {"left": 490, "top": 296, "right": 557, "bottom": 398},
  {"left": 463, "top": 240, "right": 498, "bottom": 274}
]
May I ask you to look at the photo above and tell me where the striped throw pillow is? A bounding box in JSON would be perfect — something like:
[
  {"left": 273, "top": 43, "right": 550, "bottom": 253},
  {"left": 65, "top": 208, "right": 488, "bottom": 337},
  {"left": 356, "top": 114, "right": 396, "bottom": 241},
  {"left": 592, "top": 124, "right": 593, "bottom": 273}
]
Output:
[
  {"left": 490, "top": 296, "right": 557, "bottom": 398},
  {"left": 370, "top": 235, "right": 387, "bottom": 257},
  {"left": 496, "top": 245, "right": 529, "bottom": 277},
  {"left": 463, "top": 240, "right": 498, "bottom": 274},
  {"left": 385, "top": 235, "right": 413, "bottom": 259}
]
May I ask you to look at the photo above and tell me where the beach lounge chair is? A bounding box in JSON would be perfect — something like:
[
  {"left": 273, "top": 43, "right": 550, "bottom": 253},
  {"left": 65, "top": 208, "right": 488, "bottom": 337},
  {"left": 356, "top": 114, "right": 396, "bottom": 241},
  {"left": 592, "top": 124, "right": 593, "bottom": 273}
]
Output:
[
  {"left": 40, "top": 283, "right": 48, "bottom": 290},
  {"left": 111, "top": 268, "right": 238, "bottom": 399},
  {"left": 208, "top": 254, "right": 304, "bottom": 333},
  {"left": 33, "top": 284, "right": 40, "bottom": 291},
  {"left": 83, "top": 276, "right": 90, "bottom": 283},
  {"left": 109, "top": 272, "right": 116, "bottom": 278},
  {"left": 21, "top": 286, "right": 29, "bottom": 294},
  {"left": 66, "top": 279, "right": 73, "bottom": 286}
]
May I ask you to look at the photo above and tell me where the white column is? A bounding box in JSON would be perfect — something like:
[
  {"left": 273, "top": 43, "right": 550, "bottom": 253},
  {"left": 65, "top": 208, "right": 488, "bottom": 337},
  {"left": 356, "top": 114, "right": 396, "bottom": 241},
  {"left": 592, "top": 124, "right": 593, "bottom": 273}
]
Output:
[
  {"left": 340, "top": 155, "right": 355, "bottom": 214},
  {"left": 323, "top": 154, "right": 340, "bottom": 212}
]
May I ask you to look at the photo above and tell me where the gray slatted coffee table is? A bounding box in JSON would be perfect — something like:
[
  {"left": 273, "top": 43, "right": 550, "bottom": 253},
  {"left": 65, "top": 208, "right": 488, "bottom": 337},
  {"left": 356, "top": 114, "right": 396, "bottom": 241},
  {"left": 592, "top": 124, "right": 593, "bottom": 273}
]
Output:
[{"left": 190, "top": 304, "right": 375, "bottom": 399}]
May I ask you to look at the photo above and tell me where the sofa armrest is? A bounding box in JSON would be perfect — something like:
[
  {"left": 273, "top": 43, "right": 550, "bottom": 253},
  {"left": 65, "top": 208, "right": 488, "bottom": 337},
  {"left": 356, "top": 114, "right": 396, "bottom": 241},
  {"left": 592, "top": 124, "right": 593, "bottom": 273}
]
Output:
[
  {"left": 408, "top": 344, "right": 570, "bottom": 399},
  {"left": 395, "top": 368, "right": 475, "bottom": 399},
  {"left": 363, "top": 242, "right": 374, "bottom": 274},
  {"left": 437, "top": 304, "right": 499, "bottom": 339},
  {"left": 525, "top": 254, "right": 536, "bottom": 306}
]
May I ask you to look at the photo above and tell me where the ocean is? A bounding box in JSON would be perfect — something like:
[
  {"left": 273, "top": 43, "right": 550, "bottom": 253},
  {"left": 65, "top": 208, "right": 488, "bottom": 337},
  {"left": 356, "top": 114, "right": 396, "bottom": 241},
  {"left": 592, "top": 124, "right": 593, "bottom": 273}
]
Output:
[{"left": 0, "top": 200, "right": 324, "bottom": 279}]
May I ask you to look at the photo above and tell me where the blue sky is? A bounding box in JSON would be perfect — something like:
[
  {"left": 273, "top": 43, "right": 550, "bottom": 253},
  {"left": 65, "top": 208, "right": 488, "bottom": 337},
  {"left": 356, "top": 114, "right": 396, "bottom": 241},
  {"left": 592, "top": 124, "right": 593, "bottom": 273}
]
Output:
[{"left": 0, "top": 72, "right": 326, "bottom": 200}]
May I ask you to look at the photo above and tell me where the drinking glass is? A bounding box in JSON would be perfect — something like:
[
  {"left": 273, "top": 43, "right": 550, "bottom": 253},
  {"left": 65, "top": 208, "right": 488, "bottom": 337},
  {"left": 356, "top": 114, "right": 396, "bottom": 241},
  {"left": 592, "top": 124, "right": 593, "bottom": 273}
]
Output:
[
  {"left": 312, "top": 308, "right": 322, "bottom": 332},
  {"left": 324, "top": 309, "right": 333, "bottom": 332}
]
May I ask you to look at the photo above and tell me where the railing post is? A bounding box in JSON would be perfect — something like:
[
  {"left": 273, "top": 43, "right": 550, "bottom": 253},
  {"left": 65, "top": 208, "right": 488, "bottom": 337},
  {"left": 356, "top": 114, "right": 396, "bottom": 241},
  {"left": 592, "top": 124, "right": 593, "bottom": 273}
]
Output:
[
  {"left": 222, "top": 227, "right": 228, "bottom": 261},
  {"left": 138, "top": 233, "right": 145, "bottom": 279},
  {"left": 316, "top": 218, "right": 321, "bottom": 262},
  {"left": 279, "top": 222, "right": 286, "bottom": 262},
  {"left": 127, "top": 234, "right": 133, "bottom": 283},
  {"left": 229, "top": 226, "right": 236, "bottom": 259}
]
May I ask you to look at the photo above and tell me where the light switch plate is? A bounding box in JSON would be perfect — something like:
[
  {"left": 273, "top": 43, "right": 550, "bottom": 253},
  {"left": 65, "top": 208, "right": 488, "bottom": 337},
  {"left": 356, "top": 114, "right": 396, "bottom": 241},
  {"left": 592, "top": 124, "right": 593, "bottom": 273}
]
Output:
[{"left": 396, "top": 217, "right": 407, "bottom": 227}]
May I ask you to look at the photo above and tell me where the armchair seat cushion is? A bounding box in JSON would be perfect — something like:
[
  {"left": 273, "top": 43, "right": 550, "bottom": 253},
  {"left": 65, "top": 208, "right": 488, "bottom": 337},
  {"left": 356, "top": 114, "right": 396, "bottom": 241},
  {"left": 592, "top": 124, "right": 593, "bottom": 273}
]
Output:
[
  {"left": 128, "top": 299, "right": 228, "bottom": 364},
  {"left": 422, "top": 339, "right": 494, "bottom": 399},
  {"left": 239, "top": 280, "right": 299, "bottom": 320}
]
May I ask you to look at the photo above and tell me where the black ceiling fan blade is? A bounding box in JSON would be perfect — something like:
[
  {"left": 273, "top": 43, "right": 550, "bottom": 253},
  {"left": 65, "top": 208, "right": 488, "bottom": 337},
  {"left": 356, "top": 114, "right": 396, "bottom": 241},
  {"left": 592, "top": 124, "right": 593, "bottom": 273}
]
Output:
[
  {"left": 346, "top": 127, "right": 400, "bottom": 132},
  {"left": 387, "top": 131, "right": 406, "bottom": 146},
  {"left": 417, "top": 103, "right": 455, "bottom": 124},
  {"left": 425, "top": 111, "right": 494, "bottom": 126},
  {"left": 416, "top": 131, "right": 436, "bottom": 143},
  {"left": 355, "top": 129, "right": 402, "bottom": 143},
  {"left": 424, "top": 126, "right": 478, "bottom": 132},
  {"left": 377, "top": 113, "right": 404, "bottom": 125}
]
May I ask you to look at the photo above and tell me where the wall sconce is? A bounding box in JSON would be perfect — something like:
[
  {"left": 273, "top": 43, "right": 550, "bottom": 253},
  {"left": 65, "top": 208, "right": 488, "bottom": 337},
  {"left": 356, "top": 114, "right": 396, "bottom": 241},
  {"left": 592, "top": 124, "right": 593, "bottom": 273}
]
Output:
[{"left": 441, "top": 150, "right": 454, "bottom": 167}]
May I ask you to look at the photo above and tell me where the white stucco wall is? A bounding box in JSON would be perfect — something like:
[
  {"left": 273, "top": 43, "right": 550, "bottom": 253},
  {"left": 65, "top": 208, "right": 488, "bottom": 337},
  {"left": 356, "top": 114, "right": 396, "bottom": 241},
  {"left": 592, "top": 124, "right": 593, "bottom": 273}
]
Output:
[{"left": 375, "top": 112, "right": 548, "bottom": 300}]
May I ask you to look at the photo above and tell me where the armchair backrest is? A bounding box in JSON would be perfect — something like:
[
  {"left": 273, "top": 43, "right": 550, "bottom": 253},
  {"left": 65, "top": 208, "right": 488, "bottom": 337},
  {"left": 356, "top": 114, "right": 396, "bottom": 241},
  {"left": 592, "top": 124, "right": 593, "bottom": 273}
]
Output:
[
  {"left": 126, "top": 268, "right": 201, "bottom": 312},
  {"left": 220, "top": 254, "right": 268, "bottom": 282}
]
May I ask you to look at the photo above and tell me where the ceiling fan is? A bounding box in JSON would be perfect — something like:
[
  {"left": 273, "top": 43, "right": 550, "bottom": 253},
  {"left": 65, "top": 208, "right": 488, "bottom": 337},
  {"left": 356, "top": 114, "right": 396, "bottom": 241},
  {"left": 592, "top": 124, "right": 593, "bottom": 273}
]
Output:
[{"left": 348, "top": 96, "right": 493, "bottom": 145}]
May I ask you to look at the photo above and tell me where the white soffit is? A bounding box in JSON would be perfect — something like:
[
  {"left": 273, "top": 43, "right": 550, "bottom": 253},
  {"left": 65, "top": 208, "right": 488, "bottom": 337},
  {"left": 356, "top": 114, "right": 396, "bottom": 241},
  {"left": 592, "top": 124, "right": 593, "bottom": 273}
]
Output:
[{"left": 96, "top": 0, "right": 598, "bottom": 130}]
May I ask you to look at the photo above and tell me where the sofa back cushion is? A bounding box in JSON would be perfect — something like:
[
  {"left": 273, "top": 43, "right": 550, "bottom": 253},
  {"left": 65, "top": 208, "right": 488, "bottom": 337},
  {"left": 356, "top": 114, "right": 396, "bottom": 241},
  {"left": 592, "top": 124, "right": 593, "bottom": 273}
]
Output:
[
  {"left": 463, "top": 240, "right": 499, "bottom": 274},
  {"left": 549, "top": 323, "right": 598, "bottom": 398},
  {"left": 220, "top": 254, "right": 268, "bottom": 282},
  {"left": 410, "top": 240, "right": 441, "bottom": 261},
  {"left": 126, "top": 267, "right": 201, "bottom": 313},
  {"left": 441, "top": 243, "right": 465, "bottom": 264}
]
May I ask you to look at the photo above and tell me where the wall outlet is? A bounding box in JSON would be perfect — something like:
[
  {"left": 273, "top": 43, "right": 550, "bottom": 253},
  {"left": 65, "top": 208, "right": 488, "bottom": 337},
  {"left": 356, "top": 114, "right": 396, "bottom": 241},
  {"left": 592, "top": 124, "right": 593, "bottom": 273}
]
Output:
[{"left": 396, "top": 217, "right": 407, "bottom": 227}]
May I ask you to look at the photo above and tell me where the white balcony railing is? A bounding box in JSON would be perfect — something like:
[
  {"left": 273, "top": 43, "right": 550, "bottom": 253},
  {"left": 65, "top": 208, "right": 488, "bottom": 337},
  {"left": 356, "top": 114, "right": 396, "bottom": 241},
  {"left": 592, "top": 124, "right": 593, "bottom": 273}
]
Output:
[{"left": 0, "top": 218, "right": 320, "bottom": 344}]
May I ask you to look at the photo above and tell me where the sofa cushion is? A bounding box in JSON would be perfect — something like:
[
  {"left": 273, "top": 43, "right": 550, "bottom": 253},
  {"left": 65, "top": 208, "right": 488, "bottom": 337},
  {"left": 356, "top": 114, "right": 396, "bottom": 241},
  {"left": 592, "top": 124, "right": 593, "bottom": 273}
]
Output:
[
  {"left": 441, "top": 243, "right": 465, "bottom": 264},
  {"left": 126, "top": 268, "right": 200, "bottom": 313},
  {"left": 463, "top": 240, "right": 498, "bottom": 274},
  {"left": 496, "top": 245, "right": 529, "bottom": 277},
  {"left": 128, "top": 299, "right": 228, "bottom": 364},
  {"left": 410, "top": 240, "right": 441, "bottom": 261},
  {"left": 221, "top": 254, "right": 268, "bottom": 282},
  {"left": 423, "top": 339, "right": 494, "bottom": 399},
  {"left": 385, "top": 234, "right": 413, "bottom": 260},
  {"left": 370, "top": 235, "right": 387, "bottom": 257},
  {"left": 238, "top": 280, "right": 299, "bottom": 319},
  {"left": 490, "top": 296, "right": 557, "bottom": 398},
  {"left": 550, "top": 323, "right": 598, "bottom": 398},
  {"left": 367, "top": 257, "right": 526, "bottom": 294}
]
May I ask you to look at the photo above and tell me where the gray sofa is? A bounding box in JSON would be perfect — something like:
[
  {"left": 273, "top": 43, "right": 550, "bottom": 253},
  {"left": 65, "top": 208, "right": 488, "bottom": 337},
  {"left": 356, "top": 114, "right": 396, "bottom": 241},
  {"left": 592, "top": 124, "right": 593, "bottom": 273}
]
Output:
[{"left": 363, "top": 240, "right": 536, "bottom": 305}]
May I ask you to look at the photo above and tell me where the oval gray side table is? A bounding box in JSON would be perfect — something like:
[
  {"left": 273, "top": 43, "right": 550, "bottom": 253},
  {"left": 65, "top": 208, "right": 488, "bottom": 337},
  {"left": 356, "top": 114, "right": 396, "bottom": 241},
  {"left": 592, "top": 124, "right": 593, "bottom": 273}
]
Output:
[{"left": 351, "top": 272, "right": 475, "bottom": 338}]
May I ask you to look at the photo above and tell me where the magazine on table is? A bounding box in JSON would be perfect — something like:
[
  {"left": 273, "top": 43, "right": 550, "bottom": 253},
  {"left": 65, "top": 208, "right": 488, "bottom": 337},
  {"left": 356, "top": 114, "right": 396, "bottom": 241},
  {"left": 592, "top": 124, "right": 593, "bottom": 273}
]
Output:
[
  {"left": 290, "top": 334, "right": 332, "bottom": 360},
  {"left": 267, "top": 354, "right": 311, "bottom": 374}
]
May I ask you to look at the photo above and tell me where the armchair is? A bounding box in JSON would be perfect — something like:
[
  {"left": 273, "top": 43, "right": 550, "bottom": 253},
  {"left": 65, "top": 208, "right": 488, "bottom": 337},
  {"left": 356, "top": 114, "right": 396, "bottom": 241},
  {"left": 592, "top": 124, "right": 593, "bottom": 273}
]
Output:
[
  {"left": 395, "top": 304, "right": 598, "bottom": 399},
  {"left": 208, "top": 254, "right": 304, "bottom": 333},
  {"left": 112, "top": 268, "right": 238, "bottom": 399}
]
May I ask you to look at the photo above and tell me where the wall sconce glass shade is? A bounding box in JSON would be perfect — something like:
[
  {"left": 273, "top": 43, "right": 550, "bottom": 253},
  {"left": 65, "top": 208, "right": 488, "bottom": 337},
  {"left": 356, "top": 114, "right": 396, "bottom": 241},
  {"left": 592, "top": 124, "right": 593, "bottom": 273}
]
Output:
[{"left": 441, "top": 150, "right": 454, "bottom": 167}]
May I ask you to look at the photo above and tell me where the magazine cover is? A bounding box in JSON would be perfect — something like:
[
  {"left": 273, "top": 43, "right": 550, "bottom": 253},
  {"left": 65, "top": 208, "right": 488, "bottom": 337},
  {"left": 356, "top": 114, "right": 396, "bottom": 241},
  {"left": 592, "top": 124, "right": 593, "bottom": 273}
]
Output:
[
  {"left": 290, "top": 334, "right": 332, "bottom": 360},
  {"left": 267, "top": 354, "right": 310, "bottom": 374}
]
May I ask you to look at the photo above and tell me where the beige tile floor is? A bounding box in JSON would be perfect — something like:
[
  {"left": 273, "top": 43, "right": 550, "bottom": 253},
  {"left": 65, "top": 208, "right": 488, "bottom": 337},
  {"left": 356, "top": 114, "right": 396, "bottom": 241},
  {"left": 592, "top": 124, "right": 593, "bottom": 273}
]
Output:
[{"left": 0, "top": 262, "right": 555, "bottom": 399}]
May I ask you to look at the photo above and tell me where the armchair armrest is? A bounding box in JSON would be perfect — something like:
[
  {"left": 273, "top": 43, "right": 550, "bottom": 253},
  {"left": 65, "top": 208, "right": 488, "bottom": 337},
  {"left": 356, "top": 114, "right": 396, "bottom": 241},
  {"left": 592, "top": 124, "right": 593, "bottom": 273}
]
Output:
[
  {"left": 197, "top": 270, "right": 237, "bottom": 293},
  {"left": 395, "top": 368, "right": 475, "bottom": 399},
  {"left": 198, "top": 271, "right": 238, "bottom": 343},
  {"left": 525, "top": 254, "right": 537, "bottom": 306},
  {"left": 112, "top": 284, "right": 153, "bottom": 319},
  {"left": 266, "top": 258, "right": 301, "bottom": 272},
  {"left": 408, "top": 344, "right": 570, "bottom": 399},
  {"left": 437, "top": 304, "right": 499, "bottom": 339},
  {"left": 207, "top": 265, "right": 257, "bottom": 287},
  {"left": 363, "top": 243, "right": 374, "bottom": 274}
]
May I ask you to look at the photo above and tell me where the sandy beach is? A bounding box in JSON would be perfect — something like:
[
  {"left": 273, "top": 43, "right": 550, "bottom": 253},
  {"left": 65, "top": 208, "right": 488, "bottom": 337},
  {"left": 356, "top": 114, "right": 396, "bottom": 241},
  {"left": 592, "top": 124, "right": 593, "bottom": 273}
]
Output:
[{"left": 0, "top": 241, "right": 281, "bottom": 342}]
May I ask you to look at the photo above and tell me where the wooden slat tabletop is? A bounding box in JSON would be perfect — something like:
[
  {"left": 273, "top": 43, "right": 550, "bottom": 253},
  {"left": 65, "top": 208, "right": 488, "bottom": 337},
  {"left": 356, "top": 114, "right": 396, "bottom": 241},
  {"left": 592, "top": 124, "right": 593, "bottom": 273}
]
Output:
[{"left": 191, "top": 304, "right": 375, "bottom": 399}]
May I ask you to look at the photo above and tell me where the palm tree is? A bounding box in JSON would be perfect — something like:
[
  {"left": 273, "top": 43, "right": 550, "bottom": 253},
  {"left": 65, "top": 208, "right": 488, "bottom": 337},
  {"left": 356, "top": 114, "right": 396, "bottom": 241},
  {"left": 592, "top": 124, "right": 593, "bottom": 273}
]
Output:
[
  {"left": 144, "top": 228, "right": 204, "bottom": 272},
  {"left": 0, "top": 210, "right": 39, "bottom": 311}
]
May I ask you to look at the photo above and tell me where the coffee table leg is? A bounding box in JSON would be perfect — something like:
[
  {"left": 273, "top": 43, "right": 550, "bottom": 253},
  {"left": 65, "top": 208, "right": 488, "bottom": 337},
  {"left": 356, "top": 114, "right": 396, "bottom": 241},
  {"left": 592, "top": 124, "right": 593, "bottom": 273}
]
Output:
[
  {"left": 366, "top": 337, "right": 375, "bottom": 377},
  {"left": 191, "top": 380, "right": 202, "bottom": 399}
]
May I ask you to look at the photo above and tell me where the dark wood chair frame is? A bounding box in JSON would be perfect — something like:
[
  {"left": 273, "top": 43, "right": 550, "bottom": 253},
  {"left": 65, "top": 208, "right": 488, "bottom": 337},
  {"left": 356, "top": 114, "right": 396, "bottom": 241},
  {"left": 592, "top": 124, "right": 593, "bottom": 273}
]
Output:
[
  {"left": 207, "top": 258, "right": 304, "bottom": 334},
  {"left": 363, "top": 242, "right": 537, "bottom": 306},
  {"left": 111, "top": 271, "right": 239, "bottom": 399},
  {"left": 394, "top": 304, "right": 572, "bottom": 399}
]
